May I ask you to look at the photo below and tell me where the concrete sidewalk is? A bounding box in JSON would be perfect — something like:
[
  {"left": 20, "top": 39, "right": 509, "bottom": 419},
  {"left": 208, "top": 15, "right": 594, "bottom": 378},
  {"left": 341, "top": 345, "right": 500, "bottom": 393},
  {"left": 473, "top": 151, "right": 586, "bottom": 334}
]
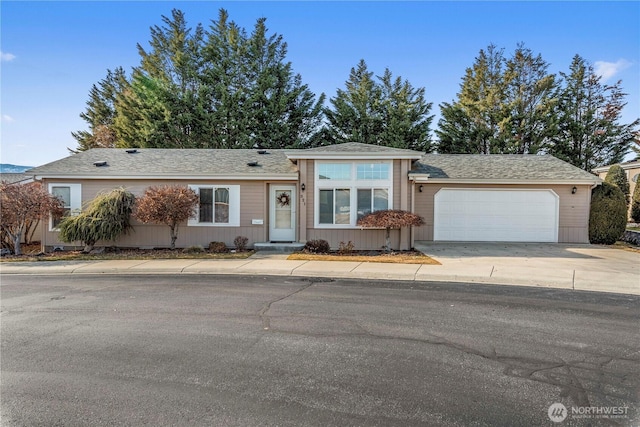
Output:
[{"left": 1, "top": 243, "right": 638, "bottom": 295}]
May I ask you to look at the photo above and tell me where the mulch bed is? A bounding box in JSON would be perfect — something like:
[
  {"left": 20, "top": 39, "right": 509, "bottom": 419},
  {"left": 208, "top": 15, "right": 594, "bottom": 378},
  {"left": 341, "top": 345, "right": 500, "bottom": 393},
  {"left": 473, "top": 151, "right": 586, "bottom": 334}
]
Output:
[
  {"left": 0, "top": 244, "right": 253, "bottom": 262},
  {"left": 288, "top": 250, "right": 440, "bottom": 264}
]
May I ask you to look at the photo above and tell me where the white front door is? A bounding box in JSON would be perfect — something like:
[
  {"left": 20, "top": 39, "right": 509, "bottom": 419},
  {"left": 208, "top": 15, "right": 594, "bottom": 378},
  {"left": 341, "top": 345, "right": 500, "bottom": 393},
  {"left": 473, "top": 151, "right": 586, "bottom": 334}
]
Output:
[{"left": 270, "top": 185, "right": 296, "bottom": 242}]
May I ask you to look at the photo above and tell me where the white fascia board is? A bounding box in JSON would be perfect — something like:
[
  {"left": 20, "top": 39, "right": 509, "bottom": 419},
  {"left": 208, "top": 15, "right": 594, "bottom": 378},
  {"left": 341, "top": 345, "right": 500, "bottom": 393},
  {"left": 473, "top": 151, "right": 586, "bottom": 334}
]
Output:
[
  {"left": 593, "top": 162, "right": 640, "bottom": 173},
  {"left": 285, "top": 153, "right": 422, "bottom": 160},
  {"left": 409, "top": 177, "right": 601, "bottom": 185},
  {"left": 34, "top": 174, "right": 299, "bottom": 181}
]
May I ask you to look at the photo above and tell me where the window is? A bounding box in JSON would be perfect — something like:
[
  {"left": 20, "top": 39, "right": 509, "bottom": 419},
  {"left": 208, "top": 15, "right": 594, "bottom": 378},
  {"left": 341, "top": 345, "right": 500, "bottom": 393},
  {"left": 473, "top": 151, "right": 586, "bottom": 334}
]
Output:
[
  {"left": 188, "top": 185, "right": 240, "bottom": 227},
  {"left": 48, "top": 183, "right": 81, "bottom": 230},
  {"left": 357, "top": 188, "right": 388, "bottom": 220},
  {"left": 357, "top": 163, "right": 390, "bottom": 180},
  {"left": 315, "top": 161, "right": 392, "bottom": 227},
  {"left": 319, "top": 189, "right": 351, "bottom": 224},
  {"left": 318, "top": 163, "right": 351, "bottom": 180}
]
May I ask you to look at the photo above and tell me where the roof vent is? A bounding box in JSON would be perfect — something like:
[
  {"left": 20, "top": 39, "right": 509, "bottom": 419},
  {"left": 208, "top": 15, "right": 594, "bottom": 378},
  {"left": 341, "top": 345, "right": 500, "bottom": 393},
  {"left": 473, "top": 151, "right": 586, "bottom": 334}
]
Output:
[
  {"left": 125, "top": 149, "right": 138, "bottom": 154},
  {"left": 247, "top": 161, "right": 259, "bottom": 167},
  {"left": 93, "top": 161, "right": 108, "bottom": 167}
]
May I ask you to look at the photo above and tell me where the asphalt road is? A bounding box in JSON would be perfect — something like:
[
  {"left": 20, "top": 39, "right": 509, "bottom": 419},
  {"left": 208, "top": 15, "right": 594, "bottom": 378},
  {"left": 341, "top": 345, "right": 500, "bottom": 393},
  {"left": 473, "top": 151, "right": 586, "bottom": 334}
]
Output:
[{"left": 1, "top": 274, "right": 638, "bottom": 426}]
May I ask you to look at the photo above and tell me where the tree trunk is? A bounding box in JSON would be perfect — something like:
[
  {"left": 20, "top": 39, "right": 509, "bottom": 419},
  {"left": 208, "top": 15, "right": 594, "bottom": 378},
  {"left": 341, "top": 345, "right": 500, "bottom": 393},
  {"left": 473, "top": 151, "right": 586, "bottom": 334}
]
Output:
[
  {"left": 12, "top": 233, "right": 22, "bottom": 256},
  {"left": 384, "top": 227, "right": 391, "bottom": 252},
  {"left": 170, "top": 224, "right": 178, "bottom": 250}
]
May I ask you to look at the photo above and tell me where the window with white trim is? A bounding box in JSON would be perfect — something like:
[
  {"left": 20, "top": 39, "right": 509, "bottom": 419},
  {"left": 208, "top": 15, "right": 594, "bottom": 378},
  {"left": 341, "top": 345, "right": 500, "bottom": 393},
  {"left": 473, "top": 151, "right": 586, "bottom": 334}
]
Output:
[
  {"left": 315, "top": 161, "right": 392, "bottom": 227},
  {"left": 188, "top": 185, "right": 240, "bottom": 227},
  {"left": 48, "top": 183, "right": 82, "bottom": 230}
]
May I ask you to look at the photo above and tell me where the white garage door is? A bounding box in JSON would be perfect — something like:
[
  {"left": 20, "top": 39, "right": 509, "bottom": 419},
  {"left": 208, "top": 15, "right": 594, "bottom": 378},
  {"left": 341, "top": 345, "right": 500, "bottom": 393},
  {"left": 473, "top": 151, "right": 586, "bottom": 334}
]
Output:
[{"left": 434, "top": 189, "right": 559, "bottom": 242}]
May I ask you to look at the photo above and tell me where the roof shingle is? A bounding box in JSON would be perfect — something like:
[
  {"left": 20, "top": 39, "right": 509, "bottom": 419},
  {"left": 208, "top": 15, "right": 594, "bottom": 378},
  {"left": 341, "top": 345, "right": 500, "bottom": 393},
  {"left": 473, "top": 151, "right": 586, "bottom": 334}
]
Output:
[
  {"left": 27, "top": 149, "right": 298, "bottom": 177},
  {"left": 410, "top": 154, "right": 600, "bottom": 182}
]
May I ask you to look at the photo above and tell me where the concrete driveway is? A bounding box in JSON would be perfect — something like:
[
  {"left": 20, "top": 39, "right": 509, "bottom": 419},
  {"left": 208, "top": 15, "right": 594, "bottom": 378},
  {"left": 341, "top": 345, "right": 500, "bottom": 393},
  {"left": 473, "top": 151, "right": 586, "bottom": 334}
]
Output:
[{"left": 414, "top": 242, "right": 640, "bottom": 295}]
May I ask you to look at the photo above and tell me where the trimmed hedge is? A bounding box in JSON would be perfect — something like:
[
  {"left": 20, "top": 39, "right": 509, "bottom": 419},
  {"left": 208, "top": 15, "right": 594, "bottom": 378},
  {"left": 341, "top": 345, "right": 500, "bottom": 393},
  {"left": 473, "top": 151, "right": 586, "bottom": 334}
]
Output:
[
  {"left": 589, "top": 182, "right": 627, "bottom": 244},
  {"left": 631, "top": 179, "right": 640, "bottom": 223},
  {"left": 604, "top": 164, "right": 630, "bottom": 207},
  {"left": 303, "top": 239, "right": 330, "bottom": 254}
]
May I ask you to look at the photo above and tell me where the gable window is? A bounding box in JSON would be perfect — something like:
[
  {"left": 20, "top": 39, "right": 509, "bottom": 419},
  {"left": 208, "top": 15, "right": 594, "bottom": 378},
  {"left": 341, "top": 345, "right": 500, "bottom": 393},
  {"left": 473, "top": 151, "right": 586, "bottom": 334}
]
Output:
[
  {"left": 315, "top": 161, "right": 392, "bottom": 227},
  {"left": 48, "top": 183, "right": 81, "bottom": 230},
  {"left": 188, "top": 185, "right": 239, "bottom": 227}
]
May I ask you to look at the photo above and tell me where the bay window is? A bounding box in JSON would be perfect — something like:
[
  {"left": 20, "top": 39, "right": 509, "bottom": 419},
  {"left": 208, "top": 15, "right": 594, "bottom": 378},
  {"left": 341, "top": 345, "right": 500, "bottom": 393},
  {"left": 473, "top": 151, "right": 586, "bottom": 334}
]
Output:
[{"left": 315, "top": 161, "right": 392, "bottom": 227}]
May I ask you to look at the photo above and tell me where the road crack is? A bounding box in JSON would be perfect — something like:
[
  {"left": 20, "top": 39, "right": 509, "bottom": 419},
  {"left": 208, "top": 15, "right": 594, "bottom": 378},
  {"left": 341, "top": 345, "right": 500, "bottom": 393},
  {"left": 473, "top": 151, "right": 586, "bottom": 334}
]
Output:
[{"left": 258, "top": 280, "right": 316, "bottom": 330}]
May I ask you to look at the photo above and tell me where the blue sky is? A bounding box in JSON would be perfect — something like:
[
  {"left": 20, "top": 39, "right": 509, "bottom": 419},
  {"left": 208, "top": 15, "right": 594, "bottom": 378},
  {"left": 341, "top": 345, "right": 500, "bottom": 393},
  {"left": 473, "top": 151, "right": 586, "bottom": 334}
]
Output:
[{"left": 1, "top": 1, "right": 639, "bottom": 167}]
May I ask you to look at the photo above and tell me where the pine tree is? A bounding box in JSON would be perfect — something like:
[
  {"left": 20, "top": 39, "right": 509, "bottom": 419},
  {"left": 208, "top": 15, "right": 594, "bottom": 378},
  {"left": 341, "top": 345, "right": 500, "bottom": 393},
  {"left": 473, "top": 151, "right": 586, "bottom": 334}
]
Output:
[
  {"left": 325, "top": 60, "right": 433, "bottom": 150},
  {"left": 325, "top": 60, "right": 383, "bottom": 145},
  {"left": 549, "top": 55, "right": 639, "bottom": 171},
  {"left": 377, "top": 69, "right": 433, "bottom": 151},
  {"left": 604, "top": 164, "right": 630, "bottom": 207},
  {"left": 502, "top": 44, "right": 558, "bottom": 154},
  {"left": 437, "top": 44, "right": 559, "bottom": 154},
  {"left": 71, "top": 67, "right": 129, "bottom": 152}
]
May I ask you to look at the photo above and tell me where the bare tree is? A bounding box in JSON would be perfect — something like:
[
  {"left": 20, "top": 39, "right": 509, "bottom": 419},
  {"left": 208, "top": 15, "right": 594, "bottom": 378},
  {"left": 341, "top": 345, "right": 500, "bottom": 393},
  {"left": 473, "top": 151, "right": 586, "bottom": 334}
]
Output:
[
  {"left": 357, "top": 209, "right": 424, "bottom": 252},
  {"left": 134, "top": 185, "right": 199, "bottom": 249},
  {"left": 0, "top": 181, "right": 64, "bottom": 255}
]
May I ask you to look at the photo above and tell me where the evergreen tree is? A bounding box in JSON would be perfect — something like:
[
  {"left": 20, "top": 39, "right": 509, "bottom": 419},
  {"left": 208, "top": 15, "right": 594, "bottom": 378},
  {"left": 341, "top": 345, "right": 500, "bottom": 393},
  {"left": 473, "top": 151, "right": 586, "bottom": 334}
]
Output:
[
  {"left": 549, "top": 55, "right": 639, "bottom": 171},
  {"left": 77, "top": 8, "right": 324, "bottom": 150},
  {"left": 377, "top": 69, "right": 433, "bottom": 151},
  {"left": 325, "top": 60, "right": 433, "bottom": 150},
  {"left": 604, "top": 164, "right": 630, "bottom": 207},
  {"left": 436, "top": 44, "right": 557, "bottom": 154},
  {"left": 242, "top": 17, "right": 324, "bottom": 149},
  {"left": 201, "top": 9, "right": 250, "bottom": 148},
  {"left": 502, "top": 44, "right": 558, "bottom": 154},
  {"left": 325, "top": 59, "right": 382, "bottom": 145},
  {"left": 71, "top": 67, "right": 129, "bottom": 152}
]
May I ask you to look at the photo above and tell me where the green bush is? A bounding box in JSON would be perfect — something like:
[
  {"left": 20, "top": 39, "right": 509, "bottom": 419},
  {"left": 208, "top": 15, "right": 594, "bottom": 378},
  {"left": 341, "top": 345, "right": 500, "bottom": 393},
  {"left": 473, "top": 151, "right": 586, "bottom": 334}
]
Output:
[
  {"left": 208, "top": 241, "right": 228, "bottom": 253},
  {"left": 589, "top": 182, "right": 627, "bottom": 244},
  {"left": 234, "top": 236, "right": 249, "bottom": 252},
  {"left": 604, "top": 165, "right": 630, "bottom": 207},
  {"left": 303, "top": 239, "right": 330, "bottom": 254},
  {"left": 631, "top": 181, "right": 640, "bottom": 223},
  {"left": 58, "top": 187, "right": 135, "bottom": 253}
]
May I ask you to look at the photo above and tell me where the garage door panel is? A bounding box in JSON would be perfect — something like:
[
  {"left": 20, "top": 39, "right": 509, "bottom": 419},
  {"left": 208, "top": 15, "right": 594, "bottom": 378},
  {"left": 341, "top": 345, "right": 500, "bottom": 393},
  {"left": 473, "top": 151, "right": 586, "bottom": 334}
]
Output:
[{"left": 434, "top": 189, "right": 559, "bottom": 242}]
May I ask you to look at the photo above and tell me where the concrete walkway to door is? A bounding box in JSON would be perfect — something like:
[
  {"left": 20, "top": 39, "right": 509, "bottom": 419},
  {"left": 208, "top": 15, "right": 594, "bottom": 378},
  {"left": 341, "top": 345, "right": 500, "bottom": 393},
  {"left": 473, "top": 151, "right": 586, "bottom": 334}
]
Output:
[{"left": 414, "top": 242, "right": 639, "bottom": 295}]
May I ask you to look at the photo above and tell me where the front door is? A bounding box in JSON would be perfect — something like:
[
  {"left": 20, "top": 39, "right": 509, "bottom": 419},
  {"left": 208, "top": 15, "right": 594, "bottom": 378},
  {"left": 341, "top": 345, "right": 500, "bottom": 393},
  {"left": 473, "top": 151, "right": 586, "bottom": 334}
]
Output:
[{"left": 270, "top": 185, "right": 296, "bottom": 242}]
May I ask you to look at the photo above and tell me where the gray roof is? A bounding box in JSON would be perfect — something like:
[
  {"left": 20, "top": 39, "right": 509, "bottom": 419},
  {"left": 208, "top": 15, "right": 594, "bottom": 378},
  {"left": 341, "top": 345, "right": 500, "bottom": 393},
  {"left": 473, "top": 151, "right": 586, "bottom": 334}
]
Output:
[
  {"left": 410, "top": 154, "right": 601, "bottom": 182},
  {"left": 0, "top": 173, "right": 34, "bottom": 184},
  {"left": 286, "top": 142, "right": 424, "bottom": 159},
  {"left": 26, "top": 148, "right": 298, "bottom": 178},
  {"left": 25, "top": 147, "right": 600, "bottom": 183}
]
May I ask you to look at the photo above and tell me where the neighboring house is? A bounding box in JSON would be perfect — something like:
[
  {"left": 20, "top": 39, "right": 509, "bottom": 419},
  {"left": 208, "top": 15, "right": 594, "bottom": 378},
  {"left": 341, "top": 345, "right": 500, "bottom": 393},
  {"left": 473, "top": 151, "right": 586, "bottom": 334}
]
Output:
[
  {"left": 592, "top": 160, "right": 640, "bottom": 220},
  {"left": 25, "top": 143, "right": 601, "bottom": 251}
]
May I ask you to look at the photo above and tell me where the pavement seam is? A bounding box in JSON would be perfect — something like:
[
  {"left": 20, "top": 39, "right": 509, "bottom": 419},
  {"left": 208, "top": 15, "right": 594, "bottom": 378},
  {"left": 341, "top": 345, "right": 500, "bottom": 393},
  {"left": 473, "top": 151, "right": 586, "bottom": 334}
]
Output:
[
  {"left": 572, "top": 270, "right": 575, "bottom": 290},
  {"left": 290, "top": 260, "right": 310, "bottom": 276},
  {"left": 490, "top": 266, "right": 495, "bottom": 277}
]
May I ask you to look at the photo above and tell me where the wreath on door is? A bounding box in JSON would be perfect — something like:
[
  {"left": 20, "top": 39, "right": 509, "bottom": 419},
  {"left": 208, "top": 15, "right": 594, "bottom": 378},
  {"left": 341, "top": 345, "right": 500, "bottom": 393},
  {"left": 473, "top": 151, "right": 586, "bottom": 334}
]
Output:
[{"left": 277, "top": 192, "right": 291, "bottom": 207}]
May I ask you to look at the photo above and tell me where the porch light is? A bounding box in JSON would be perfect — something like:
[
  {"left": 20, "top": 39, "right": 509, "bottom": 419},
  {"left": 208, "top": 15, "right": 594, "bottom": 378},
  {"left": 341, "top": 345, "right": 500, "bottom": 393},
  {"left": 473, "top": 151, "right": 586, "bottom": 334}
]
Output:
[
  {"left": 301, "top": 183, "right": 306, "bottom": 191},
  {"left": 571, "top": 186, "right": 577, "bottom": 194},
  {"left": 419, "top": 185, "right": 423, "bottom": 193}
]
